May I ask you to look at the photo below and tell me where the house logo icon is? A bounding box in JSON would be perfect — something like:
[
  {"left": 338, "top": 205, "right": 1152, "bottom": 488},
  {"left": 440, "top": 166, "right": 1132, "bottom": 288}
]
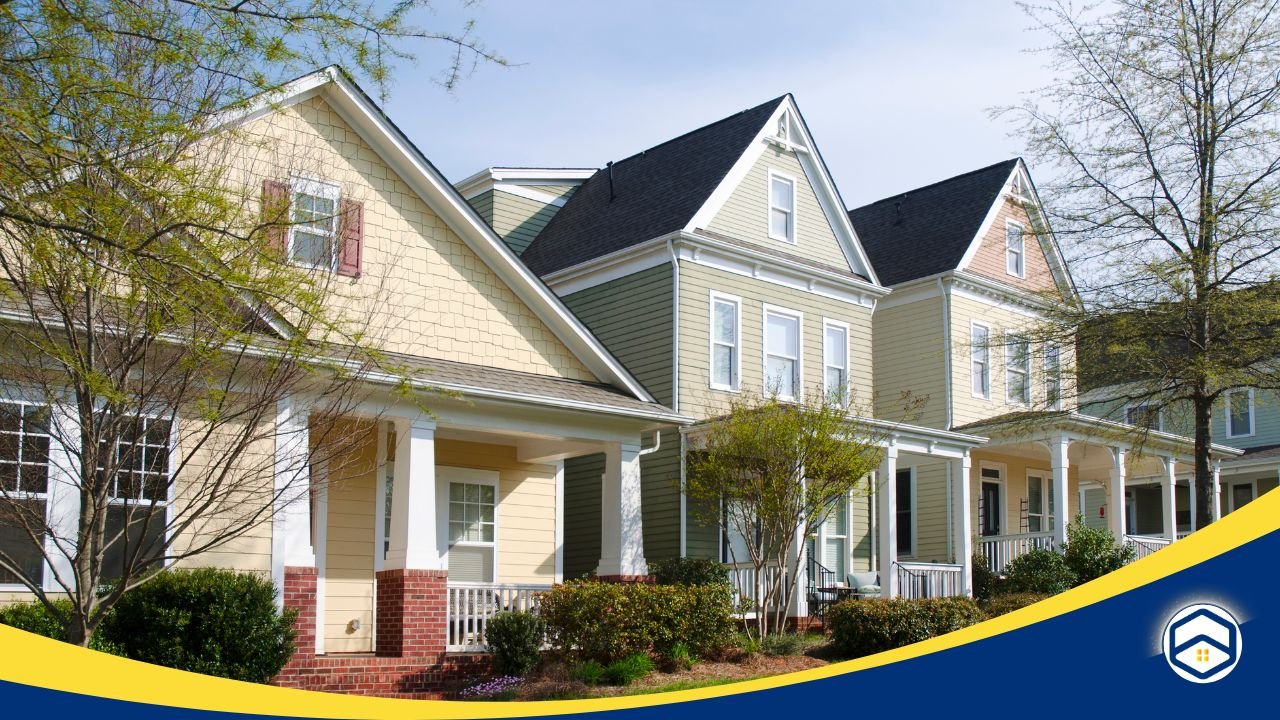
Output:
[{"left": 1162, "top": 603, "right": 1242, "bottom": 683}]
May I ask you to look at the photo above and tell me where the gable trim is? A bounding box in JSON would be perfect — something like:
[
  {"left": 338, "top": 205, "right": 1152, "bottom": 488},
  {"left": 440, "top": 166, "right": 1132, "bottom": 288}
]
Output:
[{"left": 224, "top": 68, "right": 656, "bottom": 403}]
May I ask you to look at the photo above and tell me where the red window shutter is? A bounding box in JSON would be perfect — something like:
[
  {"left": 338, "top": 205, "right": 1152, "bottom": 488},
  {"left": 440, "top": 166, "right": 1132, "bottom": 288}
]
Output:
[
  {"left": 261, "top": 179, "right": 290, "bottom": 257},
  {"left": 337, "top": 198, "right": 363, "bottom": 277}
]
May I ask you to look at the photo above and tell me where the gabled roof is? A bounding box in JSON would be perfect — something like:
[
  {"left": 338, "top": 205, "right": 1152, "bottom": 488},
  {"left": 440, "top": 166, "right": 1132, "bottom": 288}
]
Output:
[
  {"left": 848, "top": 159, "right": 1019, "bottom": 286},
  {"left": 217, "top": 67, "right": 664, "bottom": 409},
  {"left": 519, "top": 97, "right": 788, "bottom": 276}
]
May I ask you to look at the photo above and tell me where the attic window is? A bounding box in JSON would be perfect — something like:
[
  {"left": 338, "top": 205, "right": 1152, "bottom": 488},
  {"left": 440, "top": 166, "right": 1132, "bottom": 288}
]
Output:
[
  {"left": 1005, "top": 221, "right": 1025, "bottom": 278},
  {"left": 777, "top": 113, "right": 789, "bottom": 141},
  {"left": 768, "top": 172, "right": 796, "bottom": 243}
]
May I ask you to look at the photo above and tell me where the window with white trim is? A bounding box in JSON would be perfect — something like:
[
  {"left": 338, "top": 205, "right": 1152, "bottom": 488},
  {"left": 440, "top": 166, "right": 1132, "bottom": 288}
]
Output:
[
  {"left": 823, "top": 497, "right": 847, "bottom": 579},
  {"left": 1124, "top": 403, "right": 1163, "bottom": 431},
  {"left": 971, "top": 324, "right": 991, "bottom": 398},
  {"left": 448, "top": 481, "right": 496, "bottom": 582},
  {"left": 710, "top": 295, "right": 740, "bottom": 391},
  {"left": 1006, "top": 222, "right": 1025, "bottom": 277},
  {"left": 1044, "top": 343, "right": 1062, "bottom": 410},
  {"left": 97, "top": 415, "right": 171, "bottom": 580},
  {"left": 1226, "top": 390, "right": 1254, "bottom": 438},
  {"left": 764, "top": 308, "right": 801, "bottom": 400},
  {"left": 0, "top": 401, "right": 51, "bottom": 586},
  {"left": 1026, "top": 474, "right": 1056, "bottom": 533},
  {"left": 768, "top": 173, "right": 796, "bottom": 243},
  {"left": 823, "top": 321, "right": 849, "bottom": 403},
  {"left": 1005, "top": 337, "right": 1030, "bottom": 405},
  {"left": 289, "top": 177, "right": 341, "bottom": 270},
  {"left": 896, "top": 468, "right": 914, "bottom": 557}
]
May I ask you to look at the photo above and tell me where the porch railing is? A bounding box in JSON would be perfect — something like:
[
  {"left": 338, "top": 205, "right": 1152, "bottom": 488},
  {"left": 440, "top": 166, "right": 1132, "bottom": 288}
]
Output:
[
  {"left": 446, "top": 582, "right": 551, "bottom": 651},
  {"left": 1124, "top": 534, "right": 1172, "bottom": 562},
  {"left": 729, "top": 562, "right": 786, "bottom": 618},
  {"left": 979, "top": 531, "right": 1056, "bottom": 574},
  {"left": 895, "top": 562, "right": 965, "bottom": 599}
]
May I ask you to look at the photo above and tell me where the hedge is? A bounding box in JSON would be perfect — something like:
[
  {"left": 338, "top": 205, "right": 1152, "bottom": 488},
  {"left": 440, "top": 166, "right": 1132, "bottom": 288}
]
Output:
[
  {"left": 827, "top": 597, "right": 984, "bottom": 659},
  {"left": 981, "top": 593, "right": 1052, "bottom": 618}
]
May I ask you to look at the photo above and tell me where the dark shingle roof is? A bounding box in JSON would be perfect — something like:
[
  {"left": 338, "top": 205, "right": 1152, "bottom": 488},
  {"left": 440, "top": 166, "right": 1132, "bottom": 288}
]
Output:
[
  {"left": 519, "top": 96, "right": 788, "bottom": 275},
  {"left": 848, "top": 159, "right": 1018, "bottom": 286}
]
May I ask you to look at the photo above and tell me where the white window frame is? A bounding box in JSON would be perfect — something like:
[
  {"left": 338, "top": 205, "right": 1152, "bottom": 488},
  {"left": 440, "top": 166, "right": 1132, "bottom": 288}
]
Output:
[
  {"left": 1225, "top": 389, "right": 1255, "bottom": 439},
  {"left": 1005, "top": 220, "right": 1026, "bottom": 278},
  {"left": 979, "top": 462, "right": 1008, "bottom": 537},
  {"left": 1044, "top": 343, "right": 1062, "bottom": 410},
  {"left": 0, "top": 397, "right": 55, "bottom": 591},
  {"left": 288, "top": 175, "right": 342, "bottom": 272},
  {"left": 439, "top": 467, "right": 500, "bottom": 583},
  {"left": 971, "top": 322, "right": 991, "bottom": 400},
  {"left": 708, "top": 291, "right": 742, "bottom": 392},
  {"left": 811, "top": 491, "right": 851, "bottom": 580},
  {"left": 822, "top": 318, "right": 850, "bottom": 404},
  {"left": 1227, "top": 479, "right": 1257, "bottom": 513},
  {"left": 895, "top": 467, "right": 917, "bottom": 559},
  {"left": 1124, "top": 402, "right": 1164, "bottom": 432},
  {"left": 1005, "top": 336, "right": 1031, "bottom": 406},
  {"left": 99, "top": 410, "right": 178, "bottom": 573},
  {"left": 767, "top": 170, "right": 798, "bottom": 244},
  {"left": 1025, "top": 470, "right": 1056, "bottom": 533},
  {"left": 762, "top": 304, "right": 804, "bottom": 401}
]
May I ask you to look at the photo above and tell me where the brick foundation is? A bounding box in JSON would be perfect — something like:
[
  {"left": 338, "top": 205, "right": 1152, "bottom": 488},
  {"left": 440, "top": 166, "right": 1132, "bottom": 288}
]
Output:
[
  {"left": 596, "top": 574, "right": 655, "bottom": 583},
  {"left": 274, "top": 566, "right": 478, "bottom": 698}
]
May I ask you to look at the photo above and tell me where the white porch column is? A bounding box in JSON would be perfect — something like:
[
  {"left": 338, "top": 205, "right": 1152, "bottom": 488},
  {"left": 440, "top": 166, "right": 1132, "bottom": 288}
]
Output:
[
  {"left": 597, "top": 441, "right": 648, "bottom": 578},
  {"left": 951, "top": 451, "right": 973, "bottom": 596},
  {"left": 1188, "top": 475, "right": 1197, "bottom": 530},
  {"left": 1162, "top": 457, "right": 1178, "bottom": 541},
  {"left": 1108, "top": 447, "right": 1127, "bottom": 539},
  {"left": 1211, "top": 460, "right": 1222, "bottom": 522},
  {"left": 42, "top": 405, "right": 82, "bottom": 592},
  {"left": 271, "top": 397, "right": 315, "bottom": 596},
  {"left": 1050, "top": 434, "right": 1070, "bottom": 549},
  {"left": 385, "top": 418, "right": 442, "bottom": 571},
  {"left": 876, "top": 442, "right": 899, "bottom": 598}
]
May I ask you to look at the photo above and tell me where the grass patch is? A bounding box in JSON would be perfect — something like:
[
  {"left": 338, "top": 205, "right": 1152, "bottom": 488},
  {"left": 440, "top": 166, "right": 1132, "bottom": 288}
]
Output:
[{"left": 619, "top": 676, "right": 752, "bottom": 696}]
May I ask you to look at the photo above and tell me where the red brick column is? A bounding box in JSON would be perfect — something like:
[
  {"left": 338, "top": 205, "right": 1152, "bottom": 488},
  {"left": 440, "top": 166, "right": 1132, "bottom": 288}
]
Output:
[
  {"left": 376, "top": 568, "right": 448, "bottom": 658},
  {"left": 283, "top": 566, "right": 318, "bottom": 655}
]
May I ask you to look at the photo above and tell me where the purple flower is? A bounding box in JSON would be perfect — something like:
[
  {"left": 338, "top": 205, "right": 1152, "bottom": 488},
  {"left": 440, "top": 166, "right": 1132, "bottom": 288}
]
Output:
[{"left": 460, "top": 676, "right": 525, "bottom": 699}]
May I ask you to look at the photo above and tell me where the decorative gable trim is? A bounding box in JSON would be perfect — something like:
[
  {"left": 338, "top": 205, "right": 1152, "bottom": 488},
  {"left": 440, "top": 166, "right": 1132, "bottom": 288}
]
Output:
[{"left": 682, "top": 96, "right": 882, "bottom": 287}]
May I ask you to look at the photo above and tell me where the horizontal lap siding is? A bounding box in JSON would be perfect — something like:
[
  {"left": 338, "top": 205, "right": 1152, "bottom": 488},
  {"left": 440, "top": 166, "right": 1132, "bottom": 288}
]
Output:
[
  {"left": 873, "top": 295, "right": 948, "bottom": 428},
  {"left": 905, "top": 460, "right": 951, "bottom": 564},
  {"left": 562, "top": 453, "right": 603, "bottom": 579},
  {"left": 323, "top": 422, "right": 378, "bottom": 654},
  {"left": 466, "top": 189, "right": 494, "bottom": 225},
  {"left": 949, "top": 294, "right": 1054, "bottom": 427},
  {"left": 489, "top": 190, "right": 564, "bottom": 256},
  {"left": 965, "top": 198, "right": 1058, "bottom": 293}
]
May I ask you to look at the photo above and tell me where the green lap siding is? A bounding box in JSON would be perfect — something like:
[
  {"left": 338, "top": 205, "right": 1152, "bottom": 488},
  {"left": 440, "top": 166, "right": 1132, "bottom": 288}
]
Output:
[{"left": 563, "top": 452, "right": 604, "bottom": 579}]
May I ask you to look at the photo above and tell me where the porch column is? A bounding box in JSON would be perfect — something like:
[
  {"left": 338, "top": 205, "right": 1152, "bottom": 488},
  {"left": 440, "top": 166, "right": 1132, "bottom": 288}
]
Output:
[
  {"left": 597, "top": 441, "right": 648, "bottom": 579},
  {"left": 271, "top": 397, "right": 318, "bottom": 654},
  {"left": 876, "top": 441, "right": 899, "bottom": 599},
  {"left": 1108, "top": 447, "right": 1127, "bottom": 539},
  {"left": 42, "top": 405, "right": 82, "bottom": 592},
  {"left": 378, "top": 418, "right": 447, "bottom": 658},
  {"left": 1188, "top": 476, "right": 1197, "bottom": 530},
  {"left": 1162, "top": 457, "right": 1178, "bottom": 541},
  {"left": 1211, "top": 460, "right": 1222, "bottom": 522},
  {"left": 1050, "top": 434, "right": 1070, "bottom": 549},
  {"left": 951, "top": 451, "right": 973, "bottom": 596}
]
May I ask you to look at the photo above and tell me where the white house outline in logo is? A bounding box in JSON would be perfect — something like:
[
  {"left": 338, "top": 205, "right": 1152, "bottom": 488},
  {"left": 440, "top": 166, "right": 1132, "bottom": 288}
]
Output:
[{"left": 1162, "top": 603, "right": 1242, "bottom": 683}]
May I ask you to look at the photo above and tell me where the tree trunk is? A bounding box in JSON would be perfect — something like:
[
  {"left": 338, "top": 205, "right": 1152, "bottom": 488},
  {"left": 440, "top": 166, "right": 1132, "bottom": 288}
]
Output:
[{"left": 1193, "top": 391, "right": 1215, "bottom": 530}]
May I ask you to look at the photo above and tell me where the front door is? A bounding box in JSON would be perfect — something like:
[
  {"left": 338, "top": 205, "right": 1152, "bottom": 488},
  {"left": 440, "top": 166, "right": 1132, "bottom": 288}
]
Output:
[{"left": 981, "top": 481, "right": 1002, "bottom": 536}]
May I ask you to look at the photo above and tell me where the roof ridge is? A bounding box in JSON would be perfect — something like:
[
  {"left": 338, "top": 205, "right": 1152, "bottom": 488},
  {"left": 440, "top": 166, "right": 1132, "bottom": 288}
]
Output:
[
  {"left": 851, "top": 157, "right": 1020, "bottom": 211},
  {"left": 603, "top": 94, "right": 789, "bottom": 169}
]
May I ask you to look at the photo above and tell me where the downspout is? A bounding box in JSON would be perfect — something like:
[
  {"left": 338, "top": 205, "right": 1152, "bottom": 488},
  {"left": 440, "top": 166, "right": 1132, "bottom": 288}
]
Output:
[
  {"left": 669, "top": 237, "right": 686, "bottom": 556},
  {"left": 938, "top": 277, "right": 953, "bottom": 430}
]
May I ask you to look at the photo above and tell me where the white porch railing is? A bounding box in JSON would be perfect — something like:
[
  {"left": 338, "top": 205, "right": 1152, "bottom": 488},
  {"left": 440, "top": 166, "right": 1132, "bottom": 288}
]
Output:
[
  {"left": 446, "top": 582, "right": 551, "bottom": 651},
  {"left": 729, "top": 562, "right": 786, "bottom": 617},
  {"left": 979, "top": 531, "right": 1056, "bottom": 574},
  {"left": 895, "top": 562, "right": 965, "bottom": 599},
  {"left": 1124, "top": 534, "right": 1172, "bottom": 561}
]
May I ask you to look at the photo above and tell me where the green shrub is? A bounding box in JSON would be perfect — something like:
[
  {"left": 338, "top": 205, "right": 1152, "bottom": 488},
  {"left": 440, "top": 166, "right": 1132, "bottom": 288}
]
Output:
[
  {"left": 648, "top": 557, "right": 731, "bottom": 587},
  {"left": 734, "top": 632, "right": 761, "bottom": 656},
  {"left": 665, "top": 641, "right": 695, "bottom": 670},
  {"left": 761, "top": 633, "right": 807, "bottom": 656},
  {"left": 485, "top": 610, "right": 546, "bottom": 677},
  {"left": 1061, "top": 517, "right": 1135, "bottom": 586},
  {"left": 571, "top": 659, "right": 607, "bottom": 685},
  {"left": 0, "top": 600, "right": 120, "bottom": 654},
  {"left": 1001, "top": 549, "right": 1076, "bottom": 595},
  {"left": 539, "top": 579, "right": 735, "bottom": 663},
  {"left": 827, "top": 597, "right": 984, "bottom": 659},
  {"left": 97, "top": 568, "right": 296, "bottom": 683},
  {"left": 971, "top": 554, "right": 999, "bottom": 601},
  {"left": 603, "top": 653, "right": 655, "bottom": 686},
  {"left": 981, "top": 593, "right": 1051, "bottom": 618}
]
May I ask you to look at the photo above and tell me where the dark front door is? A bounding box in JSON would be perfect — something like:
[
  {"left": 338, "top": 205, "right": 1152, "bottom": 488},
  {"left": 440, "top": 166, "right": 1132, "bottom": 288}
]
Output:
[{"left": 981, "top": 481, "right": 1002, "bottom": 536}]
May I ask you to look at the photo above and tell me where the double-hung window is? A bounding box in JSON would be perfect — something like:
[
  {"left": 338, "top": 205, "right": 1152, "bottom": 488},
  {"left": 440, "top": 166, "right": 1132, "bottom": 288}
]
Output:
[
  {"left": 1005, "top": 337, "right": 1031, "bottom": 405},
  {"left": 971, "top": 324, "right": 991, "bottom": 398},
  {"left": 1226, "top": 390, "right": 1254, "bottom": 438},
  {"left": 1124, "top": 403, "right": 1163, "bottom": 431},
  {"left": 0, "top": 402, "right": 51, "bottom": 586},
  {"left": 709, "top": 294, "right": 740, "bottom": 391},
  {"left": 768, "top": 173, "right": 796, "bottom": 243},
  {"left": 1006, "top": 222, "right": 1025, "bottom": 277},
  {"left": 290, "top": 177, "right": 342, "bottom": 270},
  {"left": 823, "top": 320, "right": 849, "bottom": 403},
  {"left": 447, "top": 481, "right": 496, "bottom": 582},
  {"left": 98, "top": 415, "right": 171, "bottom": 580},
  {"left": 1044, "top": 343, "right": 1062, "bottom": 410},
  {"left": 1026, "top": 474, "right": 1055, "bottom": 533},
  {"left": 764, "top": 308, "right": 801, "bottom": 400}
]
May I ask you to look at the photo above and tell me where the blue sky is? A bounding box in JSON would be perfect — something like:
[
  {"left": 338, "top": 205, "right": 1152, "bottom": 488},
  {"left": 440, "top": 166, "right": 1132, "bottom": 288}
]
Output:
[{"left": 385, "top": 0, "right": 1052, "bottom": 206}]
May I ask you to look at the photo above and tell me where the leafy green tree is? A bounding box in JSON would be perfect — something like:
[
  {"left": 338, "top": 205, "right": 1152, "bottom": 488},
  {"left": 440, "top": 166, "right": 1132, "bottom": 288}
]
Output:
[
  {"left": 1002, "top": 0, "right": 1280, "bottom": 527},
  {"left": 1061, "top": 515, "right": 1135, "bottom": 585},
  {"left": 0, "top": 0, "right": 503, "bottom": 646},
  {"left": 685, "top": 390, "right": 884, "bottom": 638}
]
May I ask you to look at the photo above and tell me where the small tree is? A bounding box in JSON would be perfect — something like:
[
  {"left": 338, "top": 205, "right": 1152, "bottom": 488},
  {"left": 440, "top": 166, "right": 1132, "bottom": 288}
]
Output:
[
  {"left": 685, "top": 390, "right": 884, "bottom": 637},
  {"left": 1061, "top": 515, "right": 1136, "bottom": 586}
]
